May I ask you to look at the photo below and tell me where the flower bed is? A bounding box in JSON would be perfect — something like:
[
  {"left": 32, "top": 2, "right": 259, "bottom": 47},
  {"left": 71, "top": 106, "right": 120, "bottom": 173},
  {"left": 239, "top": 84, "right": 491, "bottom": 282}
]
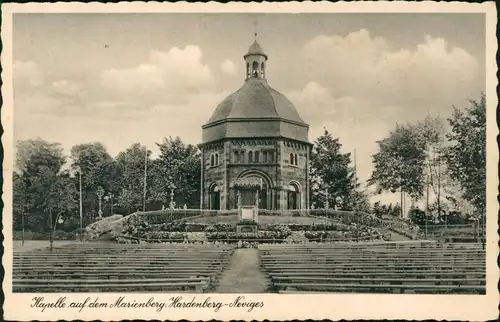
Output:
[
  {"left": 206, "top": 231, "right": 288, "bottom": 242},
  {"left": 259, "top": 222, "right": 351, "bottom": 232},
  {"left": 204, "top": 223, "right": 235, "bottom": 233},
  {"left": 117, "top": 210, "right": 390, "bottom": 244}
]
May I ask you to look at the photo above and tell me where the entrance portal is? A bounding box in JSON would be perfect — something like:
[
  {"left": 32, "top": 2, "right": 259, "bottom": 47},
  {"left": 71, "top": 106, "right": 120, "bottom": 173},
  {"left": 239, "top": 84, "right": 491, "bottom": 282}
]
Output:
[
  {"left": 240, "top": 189, "right": 256, "bottom": 206},
  {"left": 287, "top": 183, "right": 300, "bottom": 210},
  {"left": 210, "top": 185, "right": 220, "bottom": 210},
  {"left": 231, "top": 175, "right": 270, "bottom": 210}
]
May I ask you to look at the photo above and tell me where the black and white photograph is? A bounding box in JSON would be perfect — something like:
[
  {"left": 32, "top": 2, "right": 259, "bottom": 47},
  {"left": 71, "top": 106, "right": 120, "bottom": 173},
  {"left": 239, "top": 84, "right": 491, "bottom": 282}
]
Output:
[{"left": 2, "top": 2, "right": 498, "bottom": 321}]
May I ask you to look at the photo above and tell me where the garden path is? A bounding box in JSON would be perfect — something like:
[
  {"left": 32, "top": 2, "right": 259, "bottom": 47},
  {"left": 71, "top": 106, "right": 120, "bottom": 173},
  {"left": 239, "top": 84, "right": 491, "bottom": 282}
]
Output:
[{"left": 216, "top": 248, "right": 270, "bottom": 293}]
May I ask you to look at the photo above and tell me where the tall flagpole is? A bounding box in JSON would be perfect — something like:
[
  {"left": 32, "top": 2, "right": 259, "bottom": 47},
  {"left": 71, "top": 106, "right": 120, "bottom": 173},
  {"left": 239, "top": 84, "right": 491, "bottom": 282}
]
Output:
[
  {"left": 353, "top": 149, "right": 357, "bottom": 179},
  {"left": 425, "top": 171, "right": 429, "bottom": 239},
  {"left": 143, "top": 147, "right": 147, "bottom": 212}
]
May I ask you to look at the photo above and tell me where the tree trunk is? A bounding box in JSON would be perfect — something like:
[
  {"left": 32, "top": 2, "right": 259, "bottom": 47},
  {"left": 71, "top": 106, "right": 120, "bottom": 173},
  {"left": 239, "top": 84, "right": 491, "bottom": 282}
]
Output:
[
  {"left": 481, "top": 206, "right": 485, "bottom": 250},
  {"left": 400, "top": 188, "right": 403, "bottom": 218},
  {"left": 356, "top": 211, "right": 360, "bottom": 242},
  {"left": 21, "top": 212, "right": 25, "bottom": 246},
  {"left": 49, "top": 208, "right": 53, "bottom": 251}
]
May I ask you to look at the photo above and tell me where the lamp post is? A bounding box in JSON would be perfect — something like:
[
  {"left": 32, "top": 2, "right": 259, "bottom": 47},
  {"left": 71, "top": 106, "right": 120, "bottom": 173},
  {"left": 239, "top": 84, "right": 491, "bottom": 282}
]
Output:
[
  {"left": 169, "top": 183, "right": 176, "bottom": 209},
  {"left": 49, "top": 210, "right": 64, "bottom": 251},
  {"left": 107, "top": 193, "right": 114, "bottom": 216},
  {"left": 78, "top": 169, "right": 83, "bottom": 241},
  {"left": 324, "top": 187, "right": 330, "bottom": 210},
  {"left": 96, "top": 186, "right": 104, "bottom": 219},
  {"left": 143, "top": 148, "right": 148, "bottom": 212},
  {"left": 21, "top": 211, "right": 25, "bottom": 246},
  {"left": 425, "top": 172, "right": 429, "bottom": 239}
]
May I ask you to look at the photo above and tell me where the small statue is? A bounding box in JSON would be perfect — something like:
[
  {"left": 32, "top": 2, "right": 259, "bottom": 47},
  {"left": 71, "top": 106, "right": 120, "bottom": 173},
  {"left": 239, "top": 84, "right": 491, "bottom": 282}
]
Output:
[{"left": 237, "top": 191, "right": 242, "bottom": 207}]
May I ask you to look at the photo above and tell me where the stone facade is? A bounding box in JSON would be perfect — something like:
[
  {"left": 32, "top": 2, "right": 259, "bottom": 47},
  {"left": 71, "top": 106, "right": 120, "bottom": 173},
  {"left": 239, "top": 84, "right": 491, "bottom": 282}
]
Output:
[{"left": 199, "top": 37, "right": 311, "bottom": 211}]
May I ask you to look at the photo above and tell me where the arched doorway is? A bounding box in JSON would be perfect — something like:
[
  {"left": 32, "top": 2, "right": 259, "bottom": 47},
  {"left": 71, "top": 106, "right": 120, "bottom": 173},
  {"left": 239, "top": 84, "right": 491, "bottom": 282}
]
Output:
[
  {"left": 209, "top": 184, "right": 220, "bottom": 210},
  {"left": 237, "top": 178, "right": 267, "bottom": 209},
  {"left": 287, "top": 182, "right": 300, "bottom": 210},
  {"left": 232, "top": 170, "right": 273, "bottom": 210}
]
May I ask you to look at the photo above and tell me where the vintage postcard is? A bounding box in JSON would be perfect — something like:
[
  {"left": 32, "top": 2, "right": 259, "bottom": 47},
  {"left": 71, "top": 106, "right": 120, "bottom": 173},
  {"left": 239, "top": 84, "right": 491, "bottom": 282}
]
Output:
[{"left": 2, "top": 2, "right": 499, "bottom": 321}]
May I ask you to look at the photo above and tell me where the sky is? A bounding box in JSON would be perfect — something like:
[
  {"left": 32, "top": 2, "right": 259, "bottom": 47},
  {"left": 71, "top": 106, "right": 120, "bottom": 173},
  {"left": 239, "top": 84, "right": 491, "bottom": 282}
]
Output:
[{"left": 13, "top": 13, "right": 486, "bottom": 203}]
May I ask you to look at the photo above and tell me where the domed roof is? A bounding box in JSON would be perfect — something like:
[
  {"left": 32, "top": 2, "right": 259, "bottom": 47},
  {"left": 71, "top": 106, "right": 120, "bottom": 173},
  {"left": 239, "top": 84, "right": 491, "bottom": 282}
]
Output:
[
  {"left": 244, "top": 40, "right": 268, "bottom": 59},
  {"left": 206, "top": 78, "right": 306, "bottom": 125}
]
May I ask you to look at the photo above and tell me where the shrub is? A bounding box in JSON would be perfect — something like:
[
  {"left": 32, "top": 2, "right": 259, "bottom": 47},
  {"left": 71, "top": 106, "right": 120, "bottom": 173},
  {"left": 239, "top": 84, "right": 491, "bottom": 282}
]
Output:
[
  {"left": 206, "top": 230, "right": 290, "bottom": 242},
  {"left": 304, "top": 230, "right": 327, "bottom": 241},
  {"left": 285, "top": 231, "right": 308, "bottom": 243},
  {"left": 409, "top": 207, "right": 427, "bottom": 226},
  {"left": 185, "top": 223, "right": 209, "bottom": 232},
  {"left": 144, "top": 231, "right": 187, "bottom": 241},
  {"left": 204, "top": 223, "right": 234, "bottom": 233},
  {"left": 267, "top": 224, "right": 292, "bottom": 238},
  {"left": 238, "top": 219, "right": 258, "bottom": 226}
]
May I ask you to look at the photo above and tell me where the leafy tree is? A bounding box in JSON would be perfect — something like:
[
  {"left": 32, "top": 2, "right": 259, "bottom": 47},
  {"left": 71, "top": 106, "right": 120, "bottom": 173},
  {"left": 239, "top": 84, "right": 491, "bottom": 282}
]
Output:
[
  {"left": 13, "top": 172, "right": 29, "bottom": 231},
  {"left": 408, "top": 206, "right": 427, "bottom": 226},
  {"left": 115, "top": 143, "right": 153, "bottom": 213},
  {"left": 444, "top": 94, "right": 486, "bottom": 213},
  {"left": 368, "top": 124, "right": 428, "bottom": 214},
  {"left": 372, "top": 201, "right": 384, "bottom": 219},
  {"left": 309, "top": 129, "right": 358, "bottom": 210},
  {"left": 372, "top": 202, "right": 401, "bottom": 219},
  {"left": 148, "top": 137, "right": 201, "bottom": 208},
  {"left": 15, "top": 138, "right": 77, "bottom": 234},
  {"left": 70, "top": 142, "right": 117, "bottom": 218},
  {"left": 345, "top": 188, "right": 371, "bottom": 213}
]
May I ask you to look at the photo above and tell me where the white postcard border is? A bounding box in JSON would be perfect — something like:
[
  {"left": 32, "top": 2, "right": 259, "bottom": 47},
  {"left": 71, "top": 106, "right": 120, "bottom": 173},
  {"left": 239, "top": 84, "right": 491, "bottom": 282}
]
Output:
[{"left": 2, "top": 2, "right": 499, "bottom": 321}]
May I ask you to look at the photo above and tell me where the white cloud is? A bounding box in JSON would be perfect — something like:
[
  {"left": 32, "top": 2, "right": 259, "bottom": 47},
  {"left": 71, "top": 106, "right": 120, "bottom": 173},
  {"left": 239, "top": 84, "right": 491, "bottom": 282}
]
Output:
[
  {"left": 100, "top": 45, "right": 214, "bottom": 105},
  {"left": 302, "top": 30, "right": 480, "bottom": 121},
  {"left": 220, "top": 59, "right": 237, "bottom": 76},
  {"left": 51, "top": 79, "right": 86, "bottom": 98},
  {"left": 287, "top": 81, "right": 336, "bottom": 122},
  {"left": 13, "top": 60, "right": 44, "bottom": 89},
  {"left": 287, "top": 81, "right": 400, "bottom": 187}
]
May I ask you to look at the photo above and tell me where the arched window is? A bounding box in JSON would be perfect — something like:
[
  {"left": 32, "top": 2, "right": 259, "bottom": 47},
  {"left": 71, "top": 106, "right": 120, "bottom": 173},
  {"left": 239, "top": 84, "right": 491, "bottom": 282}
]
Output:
[
  {"left": 234, "top": 151, "right": 239, "bottom": 163},
  {"left": 261, "top": 62, "right": 265, "bottom": 77},
  {"left": 263, "top": 151, "right": 268, "bottom": 163},
  {"left": 290, "top": 153, "right": 294, "bottom": 165},
  {"left": 252, "top": 61, "right": 259, "bottom": 77},
  {"left": 210, "top": 154, "right": 215, "bottom": 167},
  {"left": 269, "top": 152, "right": 274, "bottom": 163},
  {"left": 248, "top": 151, "right": 253, "bottom": 163},
  {"left": 246, "top": 62, "right": 250, "bottom": 77},
  {"left": 215, "top": 153, "right": 219, "bottom": 165},
  {"left": 255, "top": 151, "right": 260, "bottom": 163},
  {"left": 295, "top": 153, "right": 298, "bottom": 166}
]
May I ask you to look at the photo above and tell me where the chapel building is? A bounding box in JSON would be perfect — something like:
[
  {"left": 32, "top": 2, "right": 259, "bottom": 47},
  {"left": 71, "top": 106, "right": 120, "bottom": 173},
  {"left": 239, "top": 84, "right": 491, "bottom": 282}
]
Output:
[{"left": 198, "top": 36, "right": 311, "bottom": 211}]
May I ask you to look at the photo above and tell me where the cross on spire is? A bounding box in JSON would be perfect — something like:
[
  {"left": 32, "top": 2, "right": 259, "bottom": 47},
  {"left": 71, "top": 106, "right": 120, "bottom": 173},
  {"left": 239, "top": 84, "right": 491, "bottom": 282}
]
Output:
[{"left": 253, "top": 21, "right": 259, "bottom": 40}]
